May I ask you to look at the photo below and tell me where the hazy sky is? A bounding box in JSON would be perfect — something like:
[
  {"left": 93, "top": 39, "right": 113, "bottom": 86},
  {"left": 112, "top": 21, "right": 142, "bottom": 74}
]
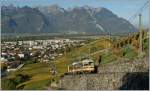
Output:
[{"left": 1, "top": 0, "right": 149, "bottom": 28}]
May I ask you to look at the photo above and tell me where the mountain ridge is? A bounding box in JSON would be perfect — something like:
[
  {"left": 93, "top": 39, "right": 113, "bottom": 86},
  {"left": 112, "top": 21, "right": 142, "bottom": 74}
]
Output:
[{"left": 1, "top": 5, "right": 137, "bottom": 34}]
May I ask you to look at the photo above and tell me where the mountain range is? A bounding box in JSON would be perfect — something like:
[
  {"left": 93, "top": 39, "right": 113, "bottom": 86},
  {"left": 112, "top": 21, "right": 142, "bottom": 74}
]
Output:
[{"left": 1, "top": 5, "right": 137, "bottom": 34}]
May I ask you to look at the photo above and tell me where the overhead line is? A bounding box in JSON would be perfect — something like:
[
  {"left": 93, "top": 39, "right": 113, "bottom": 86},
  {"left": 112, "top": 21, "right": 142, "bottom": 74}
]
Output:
[{"left": 128, "top": 0, "right": 150, "bottom": 21}]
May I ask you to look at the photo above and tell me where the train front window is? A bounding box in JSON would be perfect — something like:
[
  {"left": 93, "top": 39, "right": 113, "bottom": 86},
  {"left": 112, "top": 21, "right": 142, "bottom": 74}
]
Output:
[
  {"left": 89, "top": 62, "right": 94, "bottom": 66},
  {"left": 74, "top": 63, "right": 82, "bottom": 68},
  {"left": 83, "top": 62, "right": 94, "bottom": 66}
]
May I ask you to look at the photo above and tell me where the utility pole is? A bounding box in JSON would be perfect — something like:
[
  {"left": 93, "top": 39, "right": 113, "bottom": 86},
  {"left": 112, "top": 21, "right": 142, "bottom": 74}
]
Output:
[
  {"left": 109, "top": 31, "right": 111, "bottom": 47},
  {"left": 139, "top": 13, "right": 143, "bottom": 56},
  {"left": 64, "top": 47, "right": 66, "bottom": 56},
  {"left": 88, "top": 46, "right": 91, "bottom": 58},
  {"left": 148, "top": 0, "right": 150, "bottom": 58}
]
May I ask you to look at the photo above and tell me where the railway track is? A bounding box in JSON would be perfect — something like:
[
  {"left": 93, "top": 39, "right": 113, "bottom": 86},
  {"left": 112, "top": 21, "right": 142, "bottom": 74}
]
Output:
[{"left": 75, "top": 48, "right": 111, "bottom": 60}]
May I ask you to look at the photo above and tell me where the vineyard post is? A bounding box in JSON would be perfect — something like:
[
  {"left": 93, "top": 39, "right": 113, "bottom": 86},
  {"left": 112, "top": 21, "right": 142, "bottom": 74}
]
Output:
[{"left": 139, "top": 13, "right": 143, "bottom": 56}]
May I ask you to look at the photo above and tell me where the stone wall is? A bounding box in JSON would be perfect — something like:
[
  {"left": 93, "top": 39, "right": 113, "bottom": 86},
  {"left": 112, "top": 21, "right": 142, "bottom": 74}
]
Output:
[
  {"left": 60, "top": 73, "right": 125, "bottom": 90},
  {"left": 59, "top": 57, "right": 149, "bottom": 90},
  {"left": 98, "top": 57, "right": 149, "bottom": 73}
]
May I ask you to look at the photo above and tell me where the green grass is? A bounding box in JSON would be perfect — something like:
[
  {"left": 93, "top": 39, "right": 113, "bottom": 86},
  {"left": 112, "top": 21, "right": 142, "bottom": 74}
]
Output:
[
  {"left": 143, "top": 38, "right": 149, "bottom": 54},
  {"left": 122, "top": 45, "right": 138, "bottom": 59},
  {"left": 7, "top": 62, "right": 51, "bottom": 90},
  {"left": 23, "top": 79, "right": 50, "bottom": 90},
  {"left": 100, "top": 52, "right": 117, "bottom": 64}
]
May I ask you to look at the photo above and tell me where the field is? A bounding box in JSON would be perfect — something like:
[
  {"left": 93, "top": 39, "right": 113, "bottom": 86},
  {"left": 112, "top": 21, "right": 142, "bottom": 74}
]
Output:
[{"left": 7, "top": 63, "right": 51, "bottom": 90}]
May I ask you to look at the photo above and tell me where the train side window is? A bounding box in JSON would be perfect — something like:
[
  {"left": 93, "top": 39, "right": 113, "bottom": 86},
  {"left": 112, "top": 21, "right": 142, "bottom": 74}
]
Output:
[{"left": 89, "top": 62, "right": 94, "bottom": 66}]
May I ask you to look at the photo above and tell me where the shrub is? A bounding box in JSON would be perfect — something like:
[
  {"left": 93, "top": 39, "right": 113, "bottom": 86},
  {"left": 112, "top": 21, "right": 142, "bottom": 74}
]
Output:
[
  {"left": 101, "top": 52, "right": 116, "bottom": 64},
  {"left": 14, "top": 74, "right": 31, "bottom": 84},
  {"left": 1, "top": 78, "right": 17, "bottom": 90},
  {"left": 121, "top": 45, "right": 137, "bottom": 59}
]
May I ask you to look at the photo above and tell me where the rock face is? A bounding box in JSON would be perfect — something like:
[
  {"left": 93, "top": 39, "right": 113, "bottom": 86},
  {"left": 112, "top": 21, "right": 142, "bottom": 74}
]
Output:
[
  {"left": 59, "top": 57, "right": 149, "bottom": 90},
  {"left": 2, "top": 5, "right": 137, "bottom": 34}
]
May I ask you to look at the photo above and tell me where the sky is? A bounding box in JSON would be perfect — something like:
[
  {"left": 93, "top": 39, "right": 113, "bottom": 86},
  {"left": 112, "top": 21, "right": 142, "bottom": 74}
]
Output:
[{"left": 1, "top": 0, "right": 149, "bottom": 28}]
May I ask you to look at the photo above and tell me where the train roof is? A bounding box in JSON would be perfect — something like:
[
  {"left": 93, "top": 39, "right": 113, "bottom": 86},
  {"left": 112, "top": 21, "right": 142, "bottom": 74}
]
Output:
[
  {"left": 82, "top": 59, "right": 94, "bottom": 63},
  {"left": 70, "top": 58, "right": 94, "bottom": 66},
  {"left": 72, "top": 62, "right": 80, "bottom": 65}
]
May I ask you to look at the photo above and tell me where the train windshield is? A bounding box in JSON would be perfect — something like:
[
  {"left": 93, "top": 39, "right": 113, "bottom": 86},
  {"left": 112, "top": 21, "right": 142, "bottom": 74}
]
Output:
[{"left": 82, "top": 59, "right": 94, "bottom": 66}]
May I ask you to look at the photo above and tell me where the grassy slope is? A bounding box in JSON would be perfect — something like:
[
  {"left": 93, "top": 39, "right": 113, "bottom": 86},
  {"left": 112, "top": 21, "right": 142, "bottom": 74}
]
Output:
[
  {"left": 7, "top": 63, "right": 51, "bottom": 90},
  {"left": 100, "top": 52, "right": 117, "bottom": 64},
  {"left": 53, "top": 34, "right": 149, "bottom": 78},
  {"left": 53, "top": 38, "right": 113, "bottom": 81}
]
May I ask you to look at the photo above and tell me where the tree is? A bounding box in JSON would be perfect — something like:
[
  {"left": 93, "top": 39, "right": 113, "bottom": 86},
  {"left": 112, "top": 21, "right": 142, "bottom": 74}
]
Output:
[
  {"left": 1, "top": 74, "right": 31, "bottom": 90},
  {"left": 14, "top": 74, "right": 31, "bottom": 84},
  {"left": 98, "top": 55, "right": 102, "bottom": 64},
  {"left": 14, "top": 74, "right": 24, "bottom": 84},
  {"left": 120, "top": 42, "right": 124, "bottom": 47}
]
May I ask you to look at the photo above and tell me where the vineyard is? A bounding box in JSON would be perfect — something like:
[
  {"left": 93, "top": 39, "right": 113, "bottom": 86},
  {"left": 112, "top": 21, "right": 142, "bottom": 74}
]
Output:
[
  {"left": 58, "top": 30, "right": 149, "bottom": 90},
  {"left": 50, "top": 29, "right": 149, "bottom": 87}
]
